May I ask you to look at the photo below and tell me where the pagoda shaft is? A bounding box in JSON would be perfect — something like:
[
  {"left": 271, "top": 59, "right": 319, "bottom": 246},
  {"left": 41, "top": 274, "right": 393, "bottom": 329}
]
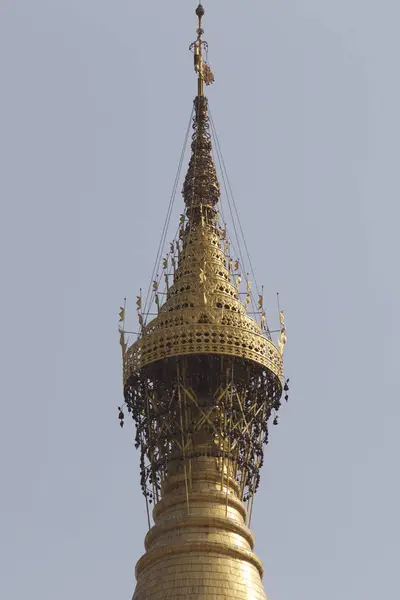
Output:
[{"left": 133, "top": 411, "right": 267, "bottom": 600}]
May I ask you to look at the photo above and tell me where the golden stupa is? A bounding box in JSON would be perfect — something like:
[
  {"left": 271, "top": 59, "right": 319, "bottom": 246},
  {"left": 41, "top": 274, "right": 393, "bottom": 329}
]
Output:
[{"left": 118, "top": 5, "right": 288, "bottom": 599}]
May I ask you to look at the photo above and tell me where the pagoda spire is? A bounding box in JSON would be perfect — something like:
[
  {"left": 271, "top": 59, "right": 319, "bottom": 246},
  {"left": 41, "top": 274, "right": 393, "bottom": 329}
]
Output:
[{"left": 118, "top": 5, "right": 287, "bottom": 599}]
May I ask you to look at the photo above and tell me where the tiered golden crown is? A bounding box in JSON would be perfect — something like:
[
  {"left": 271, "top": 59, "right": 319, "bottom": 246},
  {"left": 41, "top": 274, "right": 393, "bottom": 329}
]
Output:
[{"left": 123, "top": 92, "right": 282, "bottom": 385}]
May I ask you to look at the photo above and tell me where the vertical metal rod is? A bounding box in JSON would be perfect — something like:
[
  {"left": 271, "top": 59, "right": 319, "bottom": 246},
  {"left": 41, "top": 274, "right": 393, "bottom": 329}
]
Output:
[{"left": 178, "top": 363, "right": 190, "bottom": 515}]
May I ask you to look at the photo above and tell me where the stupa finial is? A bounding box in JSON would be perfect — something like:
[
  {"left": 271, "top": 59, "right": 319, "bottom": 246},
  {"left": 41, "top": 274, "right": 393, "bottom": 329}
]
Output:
[{"left": 191, "top": 4, "right": 214, "bottom": 97}]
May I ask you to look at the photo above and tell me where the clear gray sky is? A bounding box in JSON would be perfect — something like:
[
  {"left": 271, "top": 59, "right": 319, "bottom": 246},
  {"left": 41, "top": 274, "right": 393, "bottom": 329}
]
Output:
[{"left": 1, "top": 1, "right": 399, "bottom": 598}]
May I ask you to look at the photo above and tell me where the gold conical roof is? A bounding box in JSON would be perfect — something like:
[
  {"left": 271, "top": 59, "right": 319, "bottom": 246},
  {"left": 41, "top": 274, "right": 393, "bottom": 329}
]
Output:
[{"left": 123, "top": 93, "right": 282, "bottom": 386}]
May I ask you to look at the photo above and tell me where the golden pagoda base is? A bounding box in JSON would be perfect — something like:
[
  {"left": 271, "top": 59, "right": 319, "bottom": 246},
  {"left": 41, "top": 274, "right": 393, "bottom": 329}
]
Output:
[{"left": 133, "top": 455, "right": 267, "bottom": 600}]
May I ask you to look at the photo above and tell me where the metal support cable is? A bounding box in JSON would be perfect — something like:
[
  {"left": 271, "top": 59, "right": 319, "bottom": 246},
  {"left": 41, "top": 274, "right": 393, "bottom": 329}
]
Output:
[
  {"left": 143, "top": 106, "right": 194, "bottom": 319},
  {"left": 209, "top": 112, "right": 260, "bottom": 318},
  {"left": 209, "top": 109, "right": 272, "bottom": 334},
  {"left": 209, "top": 109, "right": 261, "bottom": 299}
]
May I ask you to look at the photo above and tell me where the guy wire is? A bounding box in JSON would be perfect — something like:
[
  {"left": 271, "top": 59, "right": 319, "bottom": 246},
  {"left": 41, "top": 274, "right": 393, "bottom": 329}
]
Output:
[
  {"left": 143, "top": 106, "right": 194, "bottom": 319},
  {"left": 209, "top": 109, "right": 266, "bottom": 322}
]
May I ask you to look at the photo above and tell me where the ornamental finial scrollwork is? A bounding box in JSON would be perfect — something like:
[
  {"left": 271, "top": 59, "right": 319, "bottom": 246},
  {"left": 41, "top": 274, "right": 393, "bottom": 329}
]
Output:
[{"left": 190, "top": 4, "right": 214, "bottom": 96}]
